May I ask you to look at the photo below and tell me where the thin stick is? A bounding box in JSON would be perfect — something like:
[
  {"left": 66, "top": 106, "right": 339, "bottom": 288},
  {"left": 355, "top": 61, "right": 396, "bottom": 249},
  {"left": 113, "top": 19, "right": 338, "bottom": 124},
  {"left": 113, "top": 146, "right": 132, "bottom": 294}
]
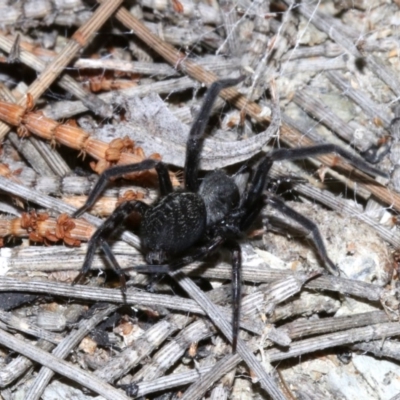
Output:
[
  {"left": 25, "top": 304, "right": 119, "bottom": 400},
  {"left": 0, "top": 327, "right": 130, "bottom": 400}
]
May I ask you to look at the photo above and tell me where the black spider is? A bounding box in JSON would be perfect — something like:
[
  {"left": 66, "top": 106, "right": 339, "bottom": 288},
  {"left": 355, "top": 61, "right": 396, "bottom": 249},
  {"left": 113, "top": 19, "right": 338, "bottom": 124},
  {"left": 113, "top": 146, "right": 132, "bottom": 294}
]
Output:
[{"left": 72, "top": 76, "right": 387, "bottom": 351}]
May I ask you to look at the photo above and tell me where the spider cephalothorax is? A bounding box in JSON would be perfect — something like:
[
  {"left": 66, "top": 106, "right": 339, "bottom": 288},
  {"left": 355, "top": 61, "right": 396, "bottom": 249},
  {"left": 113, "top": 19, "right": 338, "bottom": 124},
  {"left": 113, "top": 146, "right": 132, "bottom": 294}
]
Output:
[{"left": 73, "top": 76, "right": 387, "bottom": 351}]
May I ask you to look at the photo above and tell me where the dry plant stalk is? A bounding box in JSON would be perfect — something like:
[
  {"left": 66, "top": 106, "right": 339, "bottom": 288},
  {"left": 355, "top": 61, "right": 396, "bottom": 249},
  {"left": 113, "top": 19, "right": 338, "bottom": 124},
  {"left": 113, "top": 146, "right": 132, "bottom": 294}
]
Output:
[
  {"left": 0, "top": 211, "right": 93, "bottom": 246},
  {"left": 0, "top": 187, "right": 149, "bottom": 244},
  {"left": 0, "top": 99, "right": 165, "bottom": 178}
]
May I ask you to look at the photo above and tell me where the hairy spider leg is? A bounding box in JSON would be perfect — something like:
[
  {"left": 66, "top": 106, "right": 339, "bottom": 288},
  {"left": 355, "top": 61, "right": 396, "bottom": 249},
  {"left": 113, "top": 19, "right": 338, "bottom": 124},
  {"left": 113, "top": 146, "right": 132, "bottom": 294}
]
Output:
[
  {"left": 72, "top": 159, "right": 172, "bottom": 218},
  {"left": 155, "top": 162, "right": 173, "bottom": 195},
  {"left": 265, "top": 193, "right": 338, "bottom": 275},
  {"left": 241, "top": 142, "right": 387, "bottom": 219},
  {"left": 269, "top": 143, "right": 389, "bottom": 178},
  {"left": 100, "top": 239, "right": 128, "bottom": 290},
  {"left": 225, "top": 240, "right": 242, "bottom": 352},
  {"left": 73, "top": 201, "right": 149, "bottom": 287},
  {"left": 184, "top": 76, "right": 245, "bottom": 192},
  {"left": 240, "top": 143, "right": 387, "bottom": 225},
  {"left": 240, "top": 158, "right": 273, "bottom": 215}
]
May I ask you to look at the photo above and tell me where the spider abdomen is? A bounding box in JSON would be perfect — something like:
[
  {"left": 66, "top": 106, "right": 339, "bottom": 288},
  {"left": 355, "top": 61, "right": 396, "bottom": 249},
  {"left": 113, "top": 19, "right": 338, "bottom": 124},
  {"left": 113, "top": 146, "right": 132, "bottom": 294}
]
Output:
[{"left": 141, "top": 192, "right": 206, "bottom": 263}]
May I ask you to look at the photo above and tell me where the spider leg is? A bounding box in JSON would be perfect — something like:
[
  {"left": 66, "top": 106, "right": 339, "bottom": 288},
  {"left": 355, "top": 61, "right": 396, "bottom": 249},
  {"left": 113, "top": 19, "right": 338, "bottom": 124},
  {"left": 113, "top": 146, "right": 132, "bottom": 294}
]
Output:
[
  {"left": 237, "top": 154, "right": 274, "bottom": 232},
  {"left": 185, "top": 76, "right": 245, "bottom": 192},
  {"left": 242, "top": 143, "right": 387, "bottom": 224},
  {"left": 264, "top": 193, "right": 339, "bottom": 276},
  {"left": 239, "top": 142, "right": 388, "bottom": 249},
  {"left": 100, "top": 239, "right": 127, "bottom": 291},
  {"left": 225, "top": 240, "right": 241, "bottom": 353},
  {"left": 240, "top": 200, "right": 265, "bottom": 232},
  {"left": 155, "top": 162, "right": 173, "bottom": 196},
  {"left": 241, "top": 158, "right": 273, "bottom": 211},
  {"left": 269, "top": 143, "right": 388, "bottom": 178},
  {"left": 73, "top": 159, "right": 171, "bottom": 218},
  {"left": 73, "top": 201, "right": 149, "bottom": 286}
]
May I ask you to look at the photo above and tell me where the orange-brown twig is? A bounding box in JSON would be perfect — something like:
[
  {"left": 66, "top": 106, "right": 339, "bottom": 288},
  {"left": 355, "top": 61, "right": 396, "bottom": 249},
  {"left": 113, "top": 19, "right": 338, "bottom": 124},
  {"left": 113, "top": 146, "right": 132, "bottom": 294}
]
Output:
[
  {"left": 0, "top": 211, "right": 94, "bottom": 246},
  {"left": 0, "top": 163, "right": 22, "bottom": 182},
  {"left": 0, "top": 99, "right": 179, "bottom": 186}
]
